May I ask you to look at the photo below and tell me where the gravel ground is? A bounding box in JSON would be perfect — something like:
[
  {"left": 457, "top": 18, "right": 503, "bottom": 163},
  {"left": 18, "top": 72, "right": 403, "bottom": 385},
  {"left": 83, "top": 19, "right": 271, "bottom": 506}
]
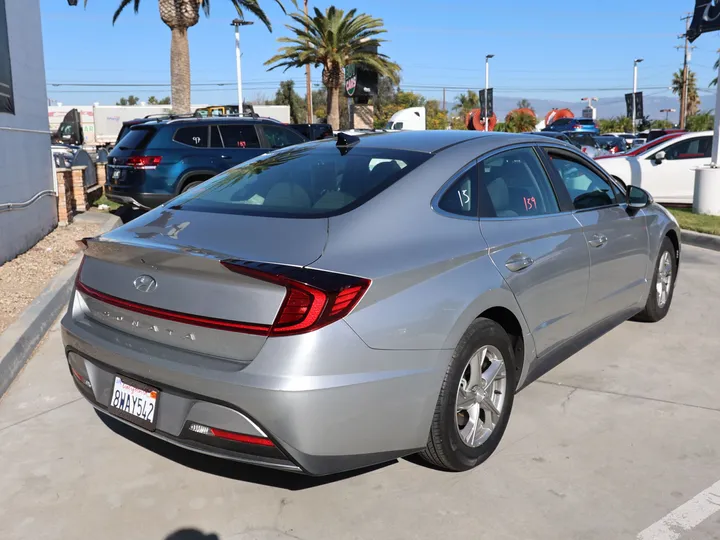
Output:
[{"left": 0, "top": 222, "right": 101, "bottom": 334}]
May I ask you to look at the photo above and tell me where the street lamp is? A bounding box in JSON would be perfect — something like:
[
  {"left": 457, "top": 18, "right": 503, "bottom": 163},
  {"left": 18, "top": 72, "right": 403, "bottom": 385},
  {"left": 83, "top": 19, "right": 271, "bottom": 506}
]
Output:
[
  {"left": 660, "top": 108, "right": 676, "bottom": 123},
  {"left": 632, "top": 58, "right": 644, "bottom": 132},
  {"left": 484, "top": 54, "right": 494, "bottom": 131},
  {"left": 231, "top": 18, "right": 254, "bottom": 110}
]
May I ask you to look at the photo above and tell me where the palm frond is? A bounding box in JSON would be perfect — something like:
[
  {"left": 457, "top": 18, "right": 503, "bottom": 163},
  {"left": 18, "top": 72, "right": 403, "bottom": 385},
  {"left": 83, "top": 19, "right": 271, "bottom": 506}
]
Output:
[{"left": 111, "top": 0, "right": 138, "bottom": 24}]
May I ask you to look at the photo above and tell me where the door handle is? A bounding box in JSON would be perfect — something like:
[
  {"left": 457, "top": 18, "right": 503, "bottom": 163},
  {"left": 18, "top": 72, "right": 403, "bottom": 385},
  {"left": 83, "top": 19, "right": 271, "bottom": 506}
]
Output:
[
  {"left": 588, "top": 233, "right": 608, "bottom": 248},
  {"left": 505, "top": 254, "right": 534, "bottom": 272}
]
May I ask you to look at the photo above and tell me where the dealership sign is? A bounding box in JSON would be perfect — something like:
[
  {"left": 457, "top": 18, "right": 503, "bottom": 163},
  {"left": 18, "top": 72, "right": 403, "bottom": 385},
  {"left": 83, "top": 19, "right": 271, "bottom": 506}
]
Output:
[
  {"left": 688, "top": 0, "right": 720, "bottom": 42},
  {"left": 344, "top": 64, "right": 357, "bottom": 97},
  {"left": 0, "top": 0, "right": 14, "bottom": 114}
]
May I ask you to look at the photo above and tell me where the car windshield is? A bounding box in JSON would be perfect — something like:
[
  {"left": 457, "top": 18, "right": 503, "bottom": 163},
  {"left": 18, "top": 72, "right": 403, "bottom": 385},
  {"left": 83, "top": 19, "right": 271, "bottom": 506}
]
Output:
[
  {"left": 170, "top": 144, "right": 431, "bottom": 217},
  {"left": 578, "top": 119, "right": 596, "bottom": 125}
]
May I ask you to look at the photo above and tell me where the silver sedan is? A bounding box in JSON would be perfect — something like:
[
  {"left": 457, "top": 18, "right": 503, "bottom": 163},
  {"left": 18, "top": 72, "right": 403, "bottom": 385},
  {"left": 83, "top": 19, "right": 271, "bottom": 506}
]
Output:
[{"left": 62, "top": 131, "right": 680, "bottom": 475}]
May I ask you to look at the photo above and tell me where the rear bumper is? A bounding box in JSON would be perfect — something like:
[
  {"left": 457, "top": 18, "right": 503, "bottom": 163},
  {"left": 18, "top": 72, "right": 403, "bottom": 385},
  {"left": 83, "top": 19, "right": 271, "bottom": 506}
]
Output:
[
  {"left": 104, "top": 186, "right": 171, "bottom": 209},
  {"left": 61, "top": 298, "right": 447, "bottom": 475}
]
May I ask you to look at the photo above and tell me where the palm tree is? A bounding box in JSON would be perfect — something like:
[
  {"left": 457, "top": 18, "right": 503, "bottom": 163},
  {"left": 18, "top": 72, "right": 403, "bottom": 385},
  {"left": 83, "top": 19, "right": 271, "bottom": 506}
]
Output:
[
  {"left": 671, "top": 68, "right": 701, "bottom": 119},
  {"left": 89, "top": 0, "right": 288, "bottom": 113},
  {"left": 265, "top": 6, "right": 400, "bottom": 129},
  {"left": 453, "top": 91, "right": 479, "bottom": 114},
  {"left": 516, "top": 98, "right": 534, "bottom": 112},
  {"left": 505, "top": 110, "right": 537, "bottom": 133}
]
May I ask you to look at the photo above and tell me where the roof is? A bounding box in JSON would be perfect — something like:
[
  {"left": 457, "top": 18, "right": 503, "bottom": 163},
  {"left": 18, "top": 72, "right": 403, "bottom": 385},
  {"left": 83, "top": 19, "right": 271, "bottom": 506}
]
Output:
[{"left": 317, "top": 130, "right": 551, "bottom": 154}]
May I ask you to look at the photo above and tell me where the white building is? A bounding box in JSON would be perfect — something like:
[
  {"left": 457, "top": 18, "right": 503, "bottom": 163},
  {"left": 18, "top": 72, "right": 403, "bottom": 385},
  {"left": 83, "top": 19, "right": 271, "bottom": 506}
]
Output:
[{"left": 0, "top": 0, "right": 55, "bottom": 265}]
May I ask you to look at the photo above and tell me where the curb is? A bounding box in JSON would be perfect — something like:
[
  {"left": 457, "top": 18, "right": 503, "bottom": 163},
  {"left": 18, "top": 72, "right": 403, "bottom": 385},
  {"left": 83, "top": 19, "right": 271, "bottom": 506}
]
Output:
[
  {"left": 681, "top": 229, "right": 720, "bottom": 252},
  {"left": 0, "top": 213, "right": 122, "bottom": 400}
]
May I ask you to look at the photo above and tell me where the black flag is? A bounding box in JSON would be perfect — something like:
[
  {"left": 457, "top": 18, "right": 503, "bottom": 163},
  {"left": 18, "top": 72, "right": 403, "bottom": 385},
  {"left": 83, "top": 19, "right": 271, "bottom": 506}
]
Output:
[
  {"left": 688, "top": 0, "right": 720, "bottom": 42},
  {"left": 0, "top": 0, "right": 14, "bottom": 114},
  {"left": 479, "top": 88, "right": 494, "bottom": 118}
]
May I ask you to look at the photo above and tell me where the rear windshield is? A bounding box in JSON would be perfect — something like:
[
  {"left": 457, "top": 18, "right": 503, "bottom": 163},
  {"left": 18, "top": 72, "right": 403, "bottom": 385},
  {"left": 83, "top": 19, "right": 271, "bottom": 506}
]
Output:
[
  {"left": 169, "top": 144, "right": 431, "bottom": 217},
  {"left": 578, "top": 119, "right": 595, "bottom": 125},
  {"left": 116, "top": 127, "right": 156, "bottom": 150}
]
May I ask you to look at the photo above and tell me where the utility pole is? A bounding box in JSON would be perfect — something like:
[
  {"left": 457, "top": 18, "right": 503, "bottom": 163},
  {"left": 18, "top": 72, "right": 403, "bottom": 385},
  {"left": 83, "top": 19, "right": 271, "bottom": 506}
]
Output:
[
  {"left": 484, "top": 54, "right": 494, "bottom": 131},
  {"left": 231, "top": 19, "right": 253, "bottom": 109},
  {"left": 442, "top": 87, "right": 446, "bottom": 112},
  {"left": 304, "top": 0, "right": 313, "bottom": 123},
  {"left": 678, "top": 14, "right": 692, "bottom": 130},
  {"left": 632, "top": 58, "right": 643, "bottom": 132}
]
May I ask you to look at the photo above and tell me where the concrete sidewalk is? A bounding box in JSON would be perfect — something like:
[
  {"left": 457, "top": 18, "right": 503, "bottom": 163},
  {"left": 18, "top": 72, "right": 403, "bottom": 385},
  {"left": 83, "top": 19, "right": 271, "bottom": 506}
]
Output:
[{"left": 1, "top": 245, "right": 720, "bottom": 540}]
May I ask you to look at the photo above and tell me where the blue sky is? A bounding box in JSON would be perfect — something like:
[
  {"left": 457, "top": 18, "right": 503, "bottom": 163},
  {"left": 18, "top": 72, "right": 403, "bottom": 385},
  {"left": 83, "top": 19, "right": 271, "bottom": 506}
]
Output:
[{"left": 41, "top": 0, "right": 720, "bottom": 111}]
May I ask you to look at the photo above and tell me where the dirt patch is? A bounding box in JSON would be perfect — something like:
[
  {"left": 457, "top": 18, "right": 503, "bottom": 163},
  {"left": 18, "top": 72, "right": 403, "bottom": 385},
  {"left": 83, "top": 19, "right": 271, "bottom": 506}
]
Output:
[{"left": 0, "top": 221, "right": 102, "bottom": 334}]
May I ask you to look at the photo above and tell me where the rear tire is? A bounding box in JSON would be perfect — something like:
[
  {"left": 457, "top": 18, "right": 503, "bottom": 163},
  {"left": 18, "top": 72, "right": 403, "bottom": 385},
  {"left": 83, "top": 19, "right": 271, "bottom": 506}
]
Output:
[
  {"left": 420, "top": 318, "right": 516, "bottom": 471},
  {"left": 633, "top": 236, "right": 677, "bottom": 323},
  {"left": 181, "top": 180, "right": 205, "bottom": 193}
]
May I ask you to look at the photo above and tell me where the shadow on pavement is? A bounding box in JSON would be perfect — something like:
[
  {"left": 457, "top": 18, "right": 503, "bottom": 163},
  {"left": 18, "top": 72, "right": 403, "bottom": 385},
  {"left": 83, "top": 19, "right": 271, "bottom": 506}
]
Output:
[
  {"left": 97, "top": 411, "right": 393, "bottom": 490},
  {"left": 112, "top": 205, "right": 146, "bottom": 224},
  {"left": 165, "top": 529, "right": 219, "bottom": 540}
]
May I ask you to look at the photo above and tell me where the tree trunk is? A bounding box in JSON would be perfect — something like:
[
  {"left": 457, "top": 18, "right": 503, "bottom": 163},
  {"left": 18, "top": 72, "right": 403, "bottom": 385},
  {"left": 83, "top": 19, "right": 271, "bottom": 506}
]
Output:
[
  {"left": 170, "top": 26, "right": 191, "bottom": 113},
  {"left": 326, "top": 85, "right": 341, "bottom": 130}
]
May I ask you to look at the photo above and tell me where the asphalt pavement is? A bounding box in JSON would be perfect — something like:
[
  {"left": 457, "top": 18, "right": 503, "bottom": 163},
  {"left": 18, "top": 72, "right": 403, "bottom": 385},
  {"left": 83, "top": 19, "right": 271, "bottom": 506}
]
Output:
[{"left": 1, "top": 245, "right": 719, "bottom": 540}]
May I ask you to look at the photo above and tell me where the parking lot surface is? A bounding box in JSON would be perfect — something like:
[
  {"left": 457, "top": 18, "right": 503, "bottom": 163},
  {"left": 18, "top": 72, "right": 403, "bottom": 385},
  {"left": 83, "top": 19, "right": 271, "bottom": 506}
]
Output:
[{"left": 1, "top": 245, "right": 719, "bottom": 540}]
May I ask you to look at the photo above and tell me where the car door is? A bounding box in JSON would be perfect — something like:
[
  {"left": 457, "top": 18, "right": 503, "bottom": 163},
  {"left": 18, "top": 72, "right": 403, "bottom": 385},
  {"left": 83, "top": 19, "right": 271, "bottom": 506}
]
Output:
[
  {"left": 259, "top": 124, "right": 307, "bottom": 150},
  {"left": 640, "top": 135, "right": 711, "bottom": 203},
  {"left": 542, "top": 146, "right": 650, "bottom": 327},
  {"left": 212, "top": 123, "right": 265, "bottom": 168},
  {"left": 477, "top": 146, "right": 590, "bottom": 356}
]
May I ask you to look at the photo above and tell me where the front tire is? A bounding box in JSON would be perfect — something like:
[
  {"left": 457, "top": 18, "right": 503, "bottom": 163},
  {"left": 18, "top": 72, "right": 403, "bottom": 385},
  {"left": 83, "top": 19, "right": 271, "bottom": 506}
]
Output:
[
  {"left": 633, "top": 236, "right": 677, "bottom": 322},
  {"left": 420, "top": 318, "right": 516, "bottom": 471}
]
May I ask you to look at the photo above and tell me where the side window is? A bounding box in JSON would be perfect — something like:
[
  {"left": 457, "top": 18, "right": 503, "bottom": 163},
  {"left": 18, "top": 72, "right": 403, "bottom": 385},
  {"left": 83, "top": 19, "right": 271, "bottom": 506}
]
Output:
[
  {"left": 263, "top": 125, "right": 305, "bottom": 149},
  {"left": 209, "top": 125, "right": 223, "bottom": 148},
  {"left": 660, "top": 137, "right": 711, "bottom": 160},
  {"left": 219, "top": 124, "right": 260, "bottom": 148},
  {"left": 478, "top": 147, "right": 560, "bottom": 218},
  {"left": 549, "top": 154, "right": 617, "bottom": 210},
  {"left": 437, "top": 165, "right": 477, "bottom": 217},
  {"left": 174, "top": 126, "right": 208, "bottom": 147}
]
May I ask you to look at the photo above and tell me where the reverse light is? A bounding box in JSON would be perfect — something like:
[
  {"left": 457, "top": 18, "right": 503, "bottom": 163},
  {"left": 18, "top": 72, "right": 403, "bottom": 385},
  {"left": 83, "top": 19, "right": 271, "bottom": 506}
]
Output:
[
  {"left": 188, "top": 423, "right": 274, "bottom": 447},
  {"left": 126, "top": 156, "right": 162, "bottom": 169},
  {"left": 221, "top": 260, "right": 371, "bottom": 336}
]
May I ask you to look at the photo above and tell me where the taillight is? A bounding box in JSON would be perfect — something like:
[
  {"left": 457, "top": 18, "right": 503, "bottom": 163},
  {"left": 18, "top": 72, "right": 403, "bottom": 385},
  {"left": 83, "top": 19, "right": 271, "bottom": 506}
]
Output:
[
  {"left": 221, "top": 260, "right": 371, "bottom": 336},
  {"left": 126, "top": 156, "right": 162, "bottom": 169},
  {"left": 188, "top": 423, "right": 274, "bottom": 447}
]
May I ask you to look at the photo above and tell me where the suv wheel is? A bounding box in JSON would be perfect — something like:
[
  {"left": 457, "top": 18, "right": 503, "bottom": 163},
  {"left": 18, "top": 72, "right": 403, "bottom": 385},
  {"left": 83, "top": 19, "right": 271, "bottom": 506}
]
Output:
[
  {"left": 420, "top": 318, "right": 516, "bottom": 471},
  {"left": 182, "top": 180, "right": 205, "bottom": 193}
]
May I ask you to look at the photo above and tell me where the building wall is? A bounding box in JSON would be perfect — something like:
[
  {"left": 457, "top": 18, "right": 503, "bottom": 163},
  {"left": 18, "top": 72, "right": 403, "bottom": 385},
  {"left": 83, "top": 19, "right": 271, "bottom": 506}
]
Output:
[{"left": 0, "top": 0, "right": 55, "bottom": 265}]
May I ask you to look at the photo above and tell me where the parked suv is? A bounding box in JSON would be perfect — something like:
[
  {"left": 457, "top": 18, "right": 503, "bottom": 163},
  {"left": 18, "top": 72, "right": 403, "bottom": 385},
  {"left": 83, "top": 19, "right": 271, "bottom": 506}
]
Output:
[
  {"left": 105, "top": 117, "right": 308, "bottom": 209},
  {"left": 543, "top": 118, "right": 599, "bottom": 134}
]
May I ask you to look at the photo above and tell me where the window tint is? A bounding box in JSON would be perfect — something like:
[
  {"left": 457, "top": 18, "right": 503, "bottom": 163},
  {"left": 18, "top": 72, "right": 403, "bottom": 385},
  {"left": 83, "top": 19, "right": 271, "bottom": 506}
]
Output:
[
  {"left": 117, "top": 127, "right": 156, "bottom": 150},
  {"left": 170, "top": 146, "right": 430, "bottom": 217},
  {"left": 438, "top": 166, "right": 477, "bottom": 217},
  {"left": 553, "top": 118, "right": 571, "bottom": 125},
  {"left": 660, "top": 136, "right": 711, "bottom": 160},
  {"left": 209, "top": 125, "right": 222, "bottom": 148},
  {"left": 220, "top": 124, "right": 260, "bottom": 148},
  {"left": 263, "top": 125, "right": 305, "bottom": 149},
  {"left": 578, "top": 119, "right": 595, "bottom": 125},
  {"left": 550, "top": 155, "right": 617, "bottom": 210},
  {"left": 174, "top": 126, "right": 208, "bottom": 147},
  {"left": 478, "top": 148, "right": 559, "bottom": 217}
]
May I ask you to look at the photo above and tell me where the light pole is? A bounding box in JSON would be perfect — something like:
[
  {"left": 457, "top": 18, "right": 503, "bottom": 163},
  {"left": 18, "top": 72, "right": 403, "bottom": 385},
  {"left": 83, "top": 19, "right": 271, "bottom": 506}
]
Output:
[
  {"left": 231, "top": 18, "right": 253, "bottom": 111},
  {"left": 660, "top": 108, "right": 676, "bottom": 123},
  {"left": 484, "top": 54, "right": 494, "bottom": 131},
  {"left": 632, "top": 58, "right": 643, "bottom": 132}
]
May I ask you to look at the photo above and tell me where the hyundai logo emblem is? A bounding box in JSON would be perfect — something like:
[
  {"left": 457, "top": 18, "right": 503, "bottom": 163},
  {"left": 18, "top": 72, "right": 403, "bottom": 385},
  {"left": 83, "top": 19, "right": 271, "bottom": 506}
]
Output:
[{"left": 133, "top": 275, "right": 157, "bottom": 293}]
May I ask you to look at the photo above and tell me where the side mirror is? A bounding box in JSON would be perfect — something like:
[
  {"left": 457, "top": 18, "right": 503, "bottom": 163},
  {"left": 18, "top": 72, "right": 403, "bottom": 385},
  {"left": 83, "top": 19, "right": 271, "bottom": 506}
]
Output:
[
  {"left": 654, "top": 150, "right": 666, "bottom": 164},
  {"left": 627, "top": 185, "right": 653, "bottom": 209}
]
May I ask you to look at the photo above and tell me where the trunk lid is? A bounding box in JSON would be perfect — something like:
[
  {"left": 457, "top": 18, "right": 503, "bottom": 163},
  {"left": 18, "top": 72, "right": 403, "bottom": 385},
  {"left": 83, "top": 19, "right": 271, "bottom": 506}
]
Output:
[{"left": 77, "top": 208, "right": 328, "bottom": 361}]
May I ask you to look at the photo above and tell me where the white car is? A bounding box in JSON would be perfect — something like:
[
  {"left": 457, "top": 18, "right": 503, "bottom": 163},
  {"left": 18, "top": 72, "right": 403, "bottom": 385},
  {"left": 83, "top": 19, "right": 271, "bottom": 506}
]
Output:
[{"left": 596, "top": 130, "right": 712, "bottom": 204}]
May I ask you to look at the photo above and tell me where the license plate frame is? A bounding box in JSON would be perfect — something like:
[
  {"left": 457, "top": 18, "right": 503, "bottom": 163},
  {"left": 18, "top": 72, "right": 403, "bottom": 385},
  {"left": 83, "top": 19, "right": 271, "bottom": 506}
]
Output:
[
  {"left": 108, "top": 375, "right": 159, "bottom": 431},
  {"left": 112, "top": 169, "right": 121, "bottom": 180}
]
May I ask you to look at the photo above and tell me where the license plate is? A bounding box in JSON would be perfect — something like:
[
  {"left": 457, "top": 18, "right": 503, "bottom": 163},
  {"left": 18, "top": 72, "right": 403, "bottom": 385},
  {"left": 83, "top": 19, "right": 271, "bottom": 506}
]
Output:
[
  {"left": 109, "top": 376, "right": 158, "bottom": 430},
  {"left": 112, "top": 169, "right": 121, "bottom": 179}
]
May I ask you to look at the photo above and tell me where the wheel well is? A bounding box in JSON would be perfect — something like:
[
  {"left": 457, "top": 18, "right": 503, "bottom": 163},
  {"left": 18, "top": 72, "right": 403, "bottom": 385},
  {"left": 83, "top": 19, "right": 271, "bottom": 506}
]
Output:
[
  {"left": 478, "top": 307, "right": 524, "bottom": 377},
  {"left": 666, "top": 229, "right": 680, "bottom": 267},
  {"left": 179, "top": 173, "right": 213, "bottom": 193}
]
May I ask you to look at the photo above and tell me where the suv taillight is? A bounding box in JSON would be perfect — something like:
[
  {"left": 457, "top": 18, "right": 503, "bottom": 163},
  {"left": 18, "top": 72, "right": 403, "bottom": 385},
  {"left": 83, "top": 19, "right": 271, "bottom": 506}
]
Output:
[
  {"left": 126, "top": 156, "right": 162, "bottom": 169},
  {"left": 221, "top": 260, "right": 371, "bottom": 336}
]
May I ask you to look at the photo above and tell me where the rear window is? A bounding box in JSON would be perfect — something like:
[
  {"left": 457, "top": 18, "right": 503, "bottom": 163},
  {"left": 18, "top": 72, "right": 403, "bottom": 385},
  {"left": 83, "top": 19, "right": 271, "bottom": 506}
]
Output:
[
  {"left": 578, "top": 119, "right": 596, "bottom": 125},
  {"left": 552, "top": 118, "right": 571, "bottom": 125},
  {"left": 116, "top": 127, "right": 156, "bottom": 150},
  {"left": 169, "top": 145, "right": 431, "bottom": 217}
]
